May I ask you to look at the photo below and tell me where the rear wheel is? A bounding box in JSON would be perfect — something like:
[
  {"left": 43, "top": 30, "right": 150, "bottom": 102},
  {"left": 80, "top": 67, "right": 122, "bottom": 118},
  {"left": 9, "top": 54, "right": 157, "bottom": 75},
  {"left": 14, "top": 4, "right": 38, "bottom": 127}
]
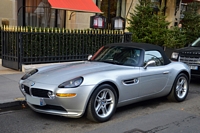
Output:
[
  {"left": 167, "top": 73, "right": 189, "bottom": 102},
  {"left": 87, "top": 84, "right": 117, "bottom": 122}
]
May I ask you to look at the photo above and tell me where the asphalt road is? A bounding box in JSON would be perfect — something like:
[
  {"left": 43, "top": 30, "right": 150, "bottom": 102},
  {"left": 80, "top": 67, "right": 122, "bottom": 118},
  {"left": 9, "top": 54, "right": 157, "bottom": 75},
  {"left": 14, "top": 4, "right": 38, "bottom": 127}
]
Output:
[{"left": 0, "top": 79, "right": 200, "bottom": 133}]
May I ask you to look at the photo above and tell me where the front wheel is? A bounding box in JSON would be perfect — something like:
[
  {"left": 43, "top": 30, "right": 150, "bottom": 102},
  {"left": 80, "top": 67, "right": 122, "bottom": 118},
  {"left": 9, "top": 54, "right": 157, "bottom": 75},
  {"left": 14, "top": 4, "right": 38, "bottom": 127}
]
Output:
[
  {"left": 167, "top": 73, "right": 189, "bottom": 102},
  {"left": 87, "top": 84, "right": 117, "bottom": 122}
]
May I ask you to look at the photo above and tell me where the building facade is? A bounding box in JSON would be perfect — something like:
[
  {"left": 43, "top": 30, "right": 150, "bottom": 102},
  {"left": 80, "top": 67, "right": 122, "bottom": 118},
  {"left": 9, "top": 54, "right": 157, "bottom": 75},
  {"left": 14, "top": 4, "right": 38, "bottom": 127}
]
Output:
[
  {"left": 0, "top": 0, "right": 188, "bottom": 29},
  {"left": 0, "top": 0, "right": 17, "bottom": 26}
]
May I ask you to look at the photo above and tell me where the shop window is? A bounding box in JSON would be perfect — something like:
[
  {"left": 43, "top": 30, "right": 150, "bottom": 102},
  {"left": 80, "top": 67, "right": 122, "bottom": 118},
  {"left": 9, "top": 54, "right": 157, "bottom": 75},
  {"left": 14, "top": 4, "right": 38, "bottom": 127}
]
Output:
[
  {"left": 96, "top": 0, "right": 126, "bottom": 29},
  {"left": 17, "top": 0, "right": 66, "bottom": 28}
]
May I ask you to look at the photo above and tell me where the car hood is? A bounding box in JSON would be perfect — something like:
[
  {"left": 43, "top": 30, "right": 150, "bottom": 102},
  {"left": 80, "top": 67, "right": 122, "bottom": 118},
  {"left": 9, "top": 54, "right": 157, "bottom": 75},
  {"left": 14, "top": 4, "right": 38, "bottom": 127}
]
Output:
[
  {"left": 28, "top": 61, "right": 122, "bottom": 84},
  {"left": 175, "top": 46, "right": 200, "bottom": 55}
]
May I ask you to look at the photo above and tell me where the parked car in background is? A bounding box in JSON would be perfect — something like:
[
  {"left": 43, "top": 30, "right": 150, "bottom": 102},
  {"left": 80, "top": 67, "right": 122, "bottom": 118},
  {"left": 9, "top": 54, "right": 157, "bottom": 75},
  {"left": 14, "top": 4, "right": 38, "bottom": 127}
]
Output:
[
  {"left": 19, "top": 42, "right": 191, "bottom": 122},
  {"left": 171, "top": 37, "right": 200, "bottom": 77}
]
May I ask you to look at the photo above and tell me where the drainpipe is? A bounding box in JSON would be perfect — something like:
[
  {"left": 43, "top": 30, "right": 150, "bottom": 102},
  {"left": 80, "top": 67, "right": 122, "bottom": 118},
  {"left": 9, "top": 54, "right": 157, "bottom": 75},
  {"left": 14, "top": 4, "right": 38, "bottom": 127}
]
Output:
[{"left": 164, "top": 0, "right": 167, "bottom": 16}]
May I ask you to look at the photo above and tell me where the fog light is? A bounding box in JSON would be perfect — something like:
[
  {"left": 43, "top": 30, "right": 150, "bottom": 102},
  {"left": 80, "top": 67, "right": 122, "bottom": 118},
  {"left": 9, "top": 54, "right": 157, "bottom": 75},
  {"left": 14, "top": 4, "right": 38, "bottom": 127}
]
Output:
[
  {"left": 56, "top": 93, "right": 76, "bottom": 97},
  {"left": 21, "top": 84, "right": 25, "bottom": 92},
  {"left": 48, "top": 91, "right": 55, "bottom": 99}
]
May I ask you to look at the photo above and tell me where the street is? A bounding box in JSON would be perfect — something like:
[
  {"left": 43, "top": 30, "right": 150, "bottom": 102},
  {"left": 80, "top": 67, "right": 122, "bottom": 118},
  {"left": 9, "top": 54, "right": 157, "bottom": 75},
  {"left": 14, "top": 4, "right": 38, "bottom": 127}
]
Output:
[{"left": 0, "top": 79, "right": 200, "bottom": 133}]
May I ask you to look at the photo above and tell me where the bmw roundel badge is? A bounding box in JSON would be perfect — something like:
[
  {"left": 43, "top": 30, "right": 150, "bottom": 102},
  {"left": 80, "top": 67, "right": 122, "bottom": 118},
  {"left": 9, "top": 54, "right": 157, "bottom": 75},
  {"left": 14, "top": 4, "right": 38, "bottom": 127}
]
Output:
[{"left": 31, "top": 82, "right": 35, "bottom": 86}]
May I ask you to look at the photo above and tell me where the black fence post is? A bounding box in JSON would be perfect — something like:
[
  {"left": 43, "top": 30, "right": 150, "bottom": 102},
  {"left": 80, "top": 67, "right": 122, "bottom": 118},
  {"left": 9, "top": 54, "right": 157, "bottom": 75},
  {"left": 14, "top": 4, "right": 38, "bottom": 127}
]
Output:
[
  {"left": 19, "top": 32, "right": 23, "bottom": 71},
  {"left": 123, "top": 32, "right": 132, "bottom": 43},
  {"left": 0, "top": 27, "right": 2, "bottom": 58}
]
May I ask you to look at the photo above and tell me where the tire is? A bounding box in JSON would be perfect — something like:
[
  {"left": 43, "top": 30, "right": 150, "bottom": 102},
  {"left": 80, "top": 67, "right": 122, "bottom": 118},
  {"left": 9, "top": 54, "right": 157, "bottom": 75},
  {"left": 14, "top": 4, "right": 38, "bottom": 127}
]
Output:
[
  {"left": 167, "top": 73, "right": 189, "bottom": 102},
  {"left": 87, "top": 84, "right": 117, "bottom": 122}
]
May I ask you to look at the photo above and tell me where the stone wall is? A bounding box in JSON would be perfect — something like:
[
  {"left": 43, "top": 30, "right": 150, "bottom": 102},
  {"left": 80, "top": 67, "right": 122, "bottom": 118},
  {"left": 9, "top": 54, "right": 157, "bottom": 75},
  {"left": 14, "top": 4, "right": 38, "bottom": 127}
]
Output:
[
  {"left": 0, "top": 0, "right": 17, "bottom": 26},
  {"left": 66, "top": 11, "right": 95, "bottom": 29}
]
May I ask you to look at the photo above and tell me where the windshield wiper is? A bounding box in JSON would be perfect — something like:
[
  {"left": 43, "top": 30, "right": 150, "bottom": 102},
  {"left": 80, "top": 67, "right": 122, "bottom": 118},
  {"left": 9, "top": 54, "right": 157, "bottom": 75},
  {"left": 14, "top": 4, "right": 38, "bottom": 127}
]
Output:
[
  {"left": 191, "top": 46, "right": 200, "bottom": 47},
  {"left": 90, "top": 60, "right": 122, "bottom": 65},
  {"left": 101, "top": 60, "right": 121, "bottom": 65}
]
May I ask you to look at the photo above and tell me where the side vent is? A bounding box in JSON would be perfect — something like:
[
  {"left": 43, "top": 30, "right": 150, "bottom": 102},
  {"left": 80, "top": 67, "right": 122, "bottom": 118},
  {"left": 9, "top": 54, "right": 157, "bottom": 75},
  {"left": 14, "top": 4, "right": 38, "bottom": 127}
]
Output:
[{"left": 123, "top": 78, "right": 139, "bottom": 85}]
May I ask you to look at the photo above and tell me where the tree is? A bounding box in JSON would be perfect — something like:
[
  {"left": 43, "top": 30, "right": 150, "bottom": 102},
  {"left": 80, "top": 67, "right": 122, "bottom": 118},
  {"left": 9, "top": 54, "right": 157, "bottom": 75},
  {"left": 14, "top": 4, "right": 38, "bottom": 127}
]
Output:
[
  {"left": 127, "top": 0, "right": 170, "bottom": 47},
  {"left": 164, "top": 27, "right": 186, "bottom": 48},
  {"left": 126, "top": 0, "right": 187, "bottom": 49},
  {"left": 181, "top": 2, "right": 200, "bottom": 45}
]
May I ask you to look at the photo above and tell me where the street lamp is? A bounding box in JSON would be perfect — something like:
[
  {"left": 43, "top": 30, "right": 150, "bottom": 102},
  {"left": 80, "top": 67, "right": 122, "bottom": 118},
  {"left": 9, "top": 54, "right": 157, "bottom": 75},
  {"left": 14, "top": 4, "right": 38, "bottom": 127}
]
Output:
[
  {"left": 111, "top": 16, "right": 125, "bottom": 30},
  {"left": 90, "top": 15, "right": 106, "bottom": 29}
]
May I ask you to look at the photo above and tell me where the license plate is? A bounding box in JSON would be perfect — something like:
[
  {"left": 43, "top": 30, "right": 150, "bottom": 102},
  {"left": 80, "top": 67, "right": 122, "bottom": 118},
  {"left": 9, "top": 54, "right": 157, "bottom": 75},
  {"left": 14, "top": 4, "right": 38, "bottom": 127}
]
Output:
[
  {"left": 189, "top": 65, "right": 198, "bottom": 70},
  {"left": 26, "top": 95, "right": 46, "bottom": 106}
]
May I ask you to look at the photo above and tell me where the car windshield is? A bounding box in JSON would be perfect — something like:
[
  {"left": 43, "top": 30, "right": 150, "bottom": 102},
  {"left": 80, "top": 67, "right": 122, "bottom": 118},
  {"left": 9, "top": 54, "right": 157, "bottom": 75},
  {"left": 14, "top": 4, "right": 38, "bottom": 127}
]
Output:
[
  {"left": 91, "top": 46, "right": 142, "bottom": 66},
  {"left": 190, "top": 38, "right": 200, "bottom": 47}
]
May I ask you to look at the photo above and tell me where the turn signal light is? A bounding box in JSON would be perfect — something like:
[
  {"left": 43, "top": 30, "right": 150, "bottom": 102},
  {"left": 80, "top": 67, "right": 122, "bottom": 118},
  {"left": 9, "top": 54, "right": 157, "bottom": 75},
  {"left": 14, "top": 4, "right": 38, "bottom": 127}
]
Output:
[{"left": 56, "top": 93, "right": 76, "bottom": 97}]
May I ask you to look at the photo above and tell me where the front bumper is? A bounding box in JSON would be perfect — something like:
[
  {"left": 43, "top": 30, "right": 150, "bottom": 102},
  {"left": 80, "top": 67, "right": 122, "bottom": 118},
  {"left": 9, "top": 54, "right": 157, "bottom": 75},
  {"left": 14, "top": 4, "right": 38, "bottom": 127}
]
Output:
[
  {"left": 19, "top": 79, "right": 94, "bottom": 118},
  {"left": 191, "top": 69, "right": 200, "bottom": 77}
]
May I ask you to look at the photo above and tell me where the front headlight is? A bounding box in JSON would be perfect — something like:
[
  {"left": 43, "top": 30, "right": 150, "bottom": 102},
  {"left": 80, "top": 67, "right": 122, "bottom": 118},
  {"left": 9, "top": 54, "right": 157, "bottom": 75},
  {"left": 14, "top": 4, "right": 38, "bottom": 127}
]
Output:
[
  {"left": 171, "top": 52, "right": 179, "bottom": 60},
  {"left": 58, "top": 77, "right": 83, "bottom": 88},
  {"left": 21, "top": 69, "right": 38, "bottom": 80}
]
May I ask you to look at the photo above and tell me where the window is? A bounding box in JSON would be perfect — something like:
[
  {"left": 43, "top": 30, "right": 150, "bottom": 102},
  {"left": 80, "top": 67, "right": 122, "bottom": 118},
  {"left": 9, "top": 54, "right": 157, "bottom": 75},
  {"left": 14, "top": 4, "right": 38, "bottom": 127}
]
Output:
[
  {"left": 17, "top": 0, "right": 66, "bottom": 28},
  {"left": 144, "top": 51, "right": 164, "bottom": 66},
  {"left": 96, "top": 0, "right": 126, "bottom": 29},
  {"left": 92, "top": 46, "right": 141, "bottom": 66}
]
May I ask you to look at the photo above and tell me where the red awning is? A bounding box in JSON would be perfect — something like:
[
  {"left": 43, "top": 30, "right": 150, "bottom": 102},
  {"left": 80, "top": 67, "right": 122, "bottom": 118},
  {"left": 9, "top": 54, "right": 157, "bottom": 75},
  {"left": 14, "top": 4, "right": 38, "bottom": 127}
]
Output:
[{"left": 48, "top": 0, "right": 102, "bottom": 13}]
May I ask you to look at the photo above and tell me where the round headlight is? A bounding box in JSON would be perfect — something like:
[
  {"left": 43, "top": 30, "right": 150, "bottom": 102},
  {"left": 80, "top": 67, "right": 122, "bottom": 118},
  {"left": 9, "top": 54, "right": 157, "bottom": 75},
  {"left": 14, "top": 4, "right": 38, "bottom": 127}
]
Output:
[
  {"left": 171, "top": 52, "right": 179, "bottom": 60},
  {"left": 58, "top": 77, "right": 83, "bottom": 88}
]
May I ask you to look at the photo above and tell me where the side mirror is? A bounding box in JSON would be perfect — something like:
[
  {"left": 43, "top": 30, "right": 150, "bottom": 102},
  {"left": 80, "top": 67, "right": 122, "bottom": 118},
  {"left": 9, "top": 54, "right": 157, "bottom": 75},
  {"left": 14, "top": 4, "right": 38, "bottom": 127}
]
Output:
[
  {"left": 144, "top": 60, "right": 156, "bottom": 69},
  {"left": 88, "top": 55, "right": 93, "bottom": 60}
]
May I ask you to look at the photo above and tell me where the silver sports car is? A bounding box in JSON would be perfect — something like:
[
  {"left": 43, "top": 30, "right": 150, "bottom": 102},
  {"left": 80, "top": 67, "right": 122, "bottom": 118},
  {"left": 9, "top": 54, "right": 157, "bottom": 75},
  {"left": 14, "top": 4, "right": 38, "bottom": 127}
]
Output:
[{"left": 19, "top": 42, "right": 191, "bottom": 122}]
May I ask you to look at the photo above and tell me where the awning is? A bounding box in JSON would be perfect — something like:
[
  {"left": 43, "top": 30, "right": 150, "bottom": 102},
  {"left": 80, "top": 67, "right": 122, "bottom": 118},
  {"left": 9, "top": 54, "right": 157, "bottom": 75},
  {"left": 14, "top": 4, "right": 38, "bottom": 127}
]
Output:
[{"left": 48, "top": 0, "right": 102, "bottom": 13}]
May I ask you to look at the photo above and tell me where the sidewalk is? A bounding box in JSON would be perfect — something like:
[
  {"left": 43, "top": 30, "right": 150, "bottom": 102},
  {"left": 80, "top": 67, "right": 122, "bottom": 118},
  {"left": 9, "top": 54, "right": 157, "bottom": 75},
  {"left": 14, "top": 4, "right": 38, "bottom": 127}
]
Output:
[{"left": 0, "top": 65, "right": 25, "bottom": 109}]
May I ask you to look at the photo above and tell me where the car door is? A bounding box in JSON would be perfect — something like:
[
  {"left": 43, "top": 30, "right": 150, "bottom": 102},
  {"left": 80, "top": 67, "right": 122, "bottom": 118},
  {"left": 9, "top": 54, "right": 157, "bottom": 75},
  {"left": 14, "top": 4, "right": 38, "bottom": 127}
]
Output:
[
  {"left": 139, "top": 50, "right": 170, "bottom": 97},
  {"left": 115, "top": 48, "right": 142, "bottom": 102},
  {"left": 118, "top": 67, "right": 141, "bottom": 102}
]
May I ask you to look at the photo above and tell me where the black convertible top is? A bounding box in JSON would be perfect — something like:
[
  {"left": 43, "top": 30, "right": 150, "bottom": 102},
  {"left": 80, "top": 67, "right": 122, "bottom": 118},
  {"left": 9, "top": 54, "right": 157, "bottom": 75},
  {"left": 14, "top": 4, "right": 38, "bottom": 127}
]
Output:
[{"left": 106, "top": 42, "right": 171, "bottom": 65}]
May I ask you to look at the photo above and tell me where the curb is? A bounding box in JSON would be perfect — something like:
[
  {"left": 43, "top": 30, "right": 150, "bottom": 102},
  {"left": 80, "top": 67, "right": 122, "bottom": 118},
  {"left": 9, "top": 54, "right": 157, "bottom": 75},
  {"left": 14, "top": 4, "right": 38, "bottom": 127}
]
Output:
[{"left": 0, "top": 99, "right": 26, "bottom": 109}]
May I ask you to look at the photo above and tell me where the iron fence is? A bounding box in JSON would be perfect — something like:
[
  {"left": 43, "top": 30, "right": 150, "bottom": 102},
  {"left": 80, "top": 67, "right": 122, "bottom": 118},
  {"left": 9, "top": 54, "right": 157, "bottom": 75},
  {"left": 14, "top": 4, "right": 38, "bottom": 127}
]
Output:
[
  {"left": 20, "top": 29, "right": 126, "bottom": 64},
  {"left": 1, "top": 27, "right": 132, "bottom": 70},
  {"left": 1, "top": 26, "right": 21, "bottom": 70}
]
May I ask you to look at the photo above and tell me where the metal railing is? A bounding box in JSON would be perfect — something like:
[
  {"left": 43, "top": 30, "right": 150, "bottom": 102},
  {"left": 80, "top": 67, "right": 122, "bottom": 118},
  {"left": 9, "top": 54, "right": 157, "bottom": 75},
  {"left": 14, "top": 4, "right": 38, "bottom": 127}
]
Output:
[
  {"left": 0, "top": 26, "right": 132, "bottom": 70},
  {"left": 0, "top": 27, "right": 2, "bottom": 58}
]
